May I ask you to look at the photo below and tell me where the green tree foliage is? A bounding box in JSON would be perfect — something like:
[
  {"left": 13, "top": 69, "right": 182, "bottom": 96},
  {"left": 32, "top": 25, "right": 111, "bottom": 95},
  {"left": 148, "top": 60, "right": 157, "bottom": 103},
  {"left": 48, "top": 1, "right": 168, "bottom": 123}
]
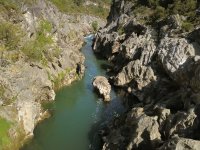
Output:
[
  {"left": 182, "top": 21, "right": 194, "bottom": 32},
  {"left": 133, "top": 0, "right": 199, "bottom": 31},
  {"left": 170, "top": 0, "right": 197, "bottom": 15},
  {"left": 49, "top": 0, "right": 110, "bottom": 19},
  {"left": 154, "top": 6, "right": 165, "bottom": 20}
]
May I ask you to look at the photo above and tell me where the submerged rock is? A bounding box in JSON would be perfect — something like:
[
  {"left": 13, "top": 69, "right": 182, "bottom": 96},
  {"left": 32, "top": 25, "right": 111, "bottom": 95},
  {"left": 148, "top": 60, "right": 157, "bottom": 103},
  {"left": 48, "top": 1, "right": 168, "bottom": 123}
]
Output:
[{"left": 93, "top": 76, "right": 111, "bottom": 101}]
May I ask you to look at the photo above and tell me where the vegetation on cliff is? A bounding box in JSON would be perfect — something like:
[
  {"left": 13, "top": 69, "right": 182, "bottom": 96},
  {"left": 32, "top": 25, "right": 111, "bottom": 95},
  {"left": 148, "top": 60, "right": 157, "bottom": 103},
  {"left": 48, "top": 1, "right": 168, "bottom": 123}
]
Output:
[
  {"left": 130, "top": 0, "right": 199, "bottom": 31},
  {"left": 0, "top": 0, "right": 108, "bottom": 149},
  {"left": 0, "top": 118, "right": 11, "bottom": 149},
  {"left": 47, "top": 0, "right": 111, "bottom": 18}
]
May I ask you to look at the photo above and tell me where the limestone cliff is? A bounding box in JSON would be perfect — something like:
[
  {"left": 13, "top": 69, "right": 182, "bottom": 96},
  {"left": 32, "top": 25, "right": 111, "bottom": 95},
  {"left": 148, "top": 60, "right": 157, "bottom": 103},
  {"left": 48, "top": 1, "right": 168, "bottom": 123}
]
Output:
[
  {"left": 94, "top": 0, "right": 200, "bottom": 149},
  {"left": 0, "top": 0, "right": 104, "bottom": 149}
]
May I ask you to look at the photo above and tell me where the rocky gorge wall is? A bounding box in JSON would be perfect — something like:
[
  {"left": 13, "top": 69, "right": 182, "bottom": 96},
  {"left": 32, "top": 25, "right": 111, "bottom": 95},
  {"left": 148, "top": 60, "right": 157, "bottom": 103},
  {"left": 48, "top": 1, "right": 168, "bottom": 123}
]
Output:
[
  {"left": 0, "top": 0, "right": 104, "bottom": 149},
  {"left": 93, "top": 0, "right": 200, "bottom": 149}
]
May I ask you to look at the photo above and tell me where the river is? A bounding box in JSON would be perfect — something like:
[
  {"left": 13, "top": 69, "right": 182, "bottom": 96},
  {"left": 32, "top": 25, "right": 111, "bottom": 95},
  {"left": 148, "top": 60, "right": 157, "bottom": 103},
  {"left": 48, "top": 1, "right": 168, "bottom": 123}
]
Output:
[{"left": 22, "top": 35, "right": 125, "bottom": 150}]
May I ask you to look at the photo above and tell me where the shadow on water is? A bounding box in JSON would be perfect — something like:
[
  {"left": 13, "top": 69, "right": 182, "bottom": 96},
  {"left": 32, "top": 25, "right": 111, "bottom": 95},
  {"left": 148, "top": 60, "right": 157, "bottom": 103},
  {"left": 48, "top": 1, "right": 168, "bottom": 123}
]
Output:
[
  {"left": 100, "top": 63, "right": 112, "bottom": 71},
  {"left": 21, "top": 35, "right": 126, "bottom": 150},
  {"left": 88, "top": 95, "right": 125, "bottom": 150}
]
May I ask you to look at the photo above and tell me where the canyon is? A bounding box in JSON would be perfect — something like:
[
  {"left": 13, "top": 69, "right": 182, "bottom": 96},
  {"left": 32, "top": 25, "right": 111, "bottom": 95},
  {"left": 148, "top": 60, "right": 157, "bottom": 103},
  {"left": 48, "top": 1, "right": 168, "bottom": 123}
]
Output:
[{"left": 1, "top": 0, "right": 200, "bottom": 150}]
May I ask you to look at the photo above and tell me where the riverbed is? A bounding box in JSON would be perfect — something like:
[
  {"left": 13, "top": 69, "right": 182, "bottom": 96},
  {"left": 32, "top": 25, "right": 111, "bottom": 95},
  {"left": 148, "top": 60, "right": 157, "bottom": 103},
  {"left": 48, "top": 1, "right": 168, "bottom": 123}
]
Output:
[{"left": 22, "top": 35, "right": 125, "bottom": 150}]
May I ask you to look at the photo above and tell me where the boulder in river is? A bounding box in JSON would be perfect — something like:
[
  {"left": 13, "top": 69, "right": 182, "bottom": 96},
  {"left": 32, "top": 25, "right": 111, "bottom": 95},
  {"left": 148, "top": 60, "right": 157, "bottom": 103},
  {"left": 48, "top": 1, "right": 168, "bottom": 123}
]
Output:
[{"left": 93, "top": 76, "right": 111, "bottom": 101}]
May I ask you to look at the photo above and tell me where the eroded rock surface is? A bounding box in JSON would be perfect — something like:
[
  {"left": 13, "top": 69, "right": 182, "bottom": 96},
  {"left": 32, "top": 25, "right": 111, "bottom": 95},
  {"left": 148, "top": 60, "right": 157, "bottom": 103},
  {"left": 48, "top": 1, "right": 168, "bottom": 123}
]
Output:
[
  {"left": 93, "top": 0, "right": 200, "bottom": 149},
  {"left": 0, "top": 0, "right": 105, "bottom": 148},
  {"left": 93, "top": 76, "right": 111, "bottom": 101},
  {"left": 158, "top": 136, "right": 200, "bottom": 150}
]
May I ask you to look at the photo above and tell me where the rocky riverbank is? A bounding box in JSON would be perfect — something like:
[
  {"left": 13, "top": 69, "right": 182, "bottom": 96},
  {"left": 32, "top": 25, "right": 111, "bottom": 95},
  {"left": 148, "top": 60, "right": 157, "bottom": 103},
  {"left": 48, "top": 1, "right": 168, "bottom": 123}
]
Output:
[
  {"left": 0, "top": 0, "right": 105, "bottom": 149},
  {"left": 93, "top": 0, "right": 200, "bottom": 149}
]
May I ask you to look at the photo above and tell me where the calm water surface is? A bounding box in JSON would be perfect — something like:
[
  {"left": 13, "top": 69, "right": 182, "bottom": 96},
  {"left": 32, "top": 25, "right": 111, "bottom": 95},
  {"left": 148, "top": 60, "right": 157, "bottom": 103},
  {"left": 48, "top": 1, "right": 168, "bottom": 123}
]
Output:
[{"left": 22, "top": 35, "right": 125, "bottom": 150}]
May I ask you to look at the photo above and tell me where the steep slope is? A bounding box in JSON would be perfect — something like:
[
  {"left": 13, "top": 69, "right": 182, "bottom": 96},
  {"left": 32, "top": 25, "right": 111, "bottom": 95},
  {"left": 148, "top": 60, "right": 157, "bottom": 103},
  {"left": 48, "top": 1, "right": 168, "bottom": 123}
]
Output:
[
  {"left": 0, "top": 0, "right": 105, "bottom": 149},
  {"left": 93, "top": 0, "right": 200, "bottom": 149}
]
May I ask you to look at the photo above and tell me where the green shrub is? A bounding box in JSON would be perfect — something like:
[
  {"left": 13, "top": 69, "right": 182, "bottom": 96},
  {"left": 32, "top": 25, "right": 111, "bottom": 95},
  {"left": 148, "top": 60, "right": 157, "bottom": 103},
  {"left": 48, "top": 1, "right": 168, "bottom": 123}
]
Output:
[
  {"left": 92, "top": 21, "right": 99, "bottom": 32},
  {"left": 22, "top": 20, "right": 53, "bottom": 62},
  {"left": 0, "top": 85, "right": 5, "bottom": 99},
  {"left": 117, "top": 25, "right": 125, "bottom": 35},
  {"left": 0, "top": 118, "right": 11, "bottom": 149},
  {"left": 52, "top": 68, "right": 72, "bottom": 89},
  {"left": 182, "top": 21, "right": 194, "bottom": 32},
  {"left": 0, "top": 0, "right": 19, "bottom": 11},
  {"left": 49, "top": 0, "right": 110, "bottom": 19},
  {"left": 153, "top": 6, "right": 166, "bottom": 21},
  {"left": 0, "top": 22, "right": 22, "bottom": 51},
  {"left": 171, "top": 0, "right": 197, "bottom": 15},
  {"left": 40, "top": 20, "right": 53, "bottom": 33},
  {"left": 148, "top": 0, "right": 159, "bottom": 8},
  {"left": 132, "top": 0, "right": 199, "bottom": 27}
]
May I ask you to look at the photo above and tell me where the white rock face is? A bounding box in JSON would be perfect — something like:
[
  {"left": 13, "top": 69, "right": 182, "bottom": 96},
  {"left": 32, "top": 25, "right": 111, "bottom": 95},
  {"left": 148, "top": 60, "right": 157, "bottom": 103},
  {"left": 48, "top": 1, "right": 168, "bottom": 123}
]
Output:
[
  {"left": 93, "top": 76, "right": 111, "bottom": 101},
  {"left": 158, "top": 38, "right": 195, "bottom": 74},
  {"left": 115, "top": 60, "right": 156, "bottom": 89}
]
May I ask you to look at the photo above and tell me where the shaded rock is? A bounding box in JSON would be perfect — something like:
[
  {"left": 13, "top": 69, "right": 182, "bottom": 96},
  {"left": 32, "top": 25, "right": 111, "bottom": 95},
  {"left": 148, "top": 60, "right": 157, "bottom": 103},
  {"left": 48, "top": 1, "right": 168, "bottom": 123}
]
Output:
[
  {"left": 93, "top": 32, "right": 120, "bottom": 58},
  {"left": 163, "top": 110, "right": 197, "bottom": 139},
  {"left": 189, "top": 28, "right": 200, "bottom": 45},
  {"left": 93, "top": 76, "right": 111, "bottom": 101},
  {"left": 158, "top": 136, "right": 200, "bottom": 150},
  {"left": 154, "top": 107, "right": 171, "bottom": 130},
  {"left": 102, "top": 107, "right": 161, "bottom": 150}
]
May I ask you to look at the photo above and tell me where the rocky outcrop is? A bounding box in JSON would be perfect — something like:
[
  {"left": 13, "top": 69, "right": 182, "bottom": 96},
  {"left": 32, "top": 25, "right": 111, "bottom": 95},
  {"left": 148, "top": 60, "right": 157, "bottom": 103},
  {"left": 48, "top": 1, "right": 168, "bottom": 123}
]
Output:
[
  {"left": 93, "top": 76, "right": 111, "bottom": 101},
  {"left": 158, "top": 136, "right": 200, "bottom": 150},
  {"left": 102, "top": 107, "right": 161, "bottom": 150},
  {"left": 114, "top": 60, "right": 156, "bottom": 89},
  {"left": 93, "top": 0, "right": 200, "bottom": 149},
  {"left": 158, "top": 38, "right": 195, "bottom": 81}
]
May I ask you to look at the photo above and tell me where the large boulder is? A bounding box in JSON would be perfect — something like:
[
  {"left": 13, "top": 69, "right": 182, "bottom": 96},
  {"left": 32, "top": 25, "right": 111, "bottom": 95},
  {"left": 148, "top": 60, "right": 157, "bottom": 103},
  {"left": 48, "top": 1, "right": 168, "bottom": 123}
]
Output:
[
  {"left": 114, "top": 60, "right": 156, "bottom": 89},
  {"left": 120, "top": 31, "right": 156, "bottom": 63},
  {"left": 102, "top": 107, "right": 161, "bottom": 150},
  {"left": 93, "top": 76, "right": 111, "bottom": 101},
  {"left": 158, "top": 38, "right": 195, "bottom": 80}
]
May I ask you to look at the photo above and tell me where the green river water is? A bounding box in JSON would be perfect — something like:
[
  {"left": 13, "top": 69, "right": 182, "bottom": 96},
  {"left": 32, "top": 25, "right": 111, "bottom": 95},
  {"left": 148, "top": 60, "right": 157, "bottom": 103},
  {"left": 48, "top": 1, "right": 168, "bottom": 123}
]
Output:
[{"left": 22, "top": 35, "right": 125, "bottom": 150}]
